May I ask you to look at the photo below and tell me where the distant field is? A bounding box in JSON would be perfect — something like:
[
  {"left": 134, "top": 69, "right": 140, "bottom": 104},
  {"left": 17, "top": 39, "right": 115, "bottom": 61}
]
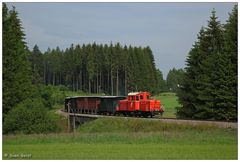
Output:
[
  {"left": 154, "top": 92, "right": 180, "bottom": 118},
  {"left": 3, "top": 118, "right": 237, "bottom": 160}
]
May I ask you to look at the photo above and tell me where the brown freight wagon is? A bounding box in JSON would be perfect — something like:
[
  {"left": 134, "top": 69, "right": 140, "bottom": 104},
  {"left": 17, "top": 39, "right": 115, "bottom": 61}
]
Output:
[{"left": 65, "top": 96, "right": 126, "bottom": 115}]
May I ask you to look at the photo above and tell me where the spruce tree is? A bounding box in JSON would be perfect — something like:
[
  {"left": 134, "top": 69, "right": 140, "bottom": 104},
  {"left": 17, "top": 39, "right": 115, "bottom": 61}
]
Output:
[
  {"left": 86, "top": 44, "right": 95, "bottom": 93},
  {"left": 176, "top": 28, "right": 206, "bottom": 118},
  {"left": 219, "top": 5, "right": 238, "bottom": 120},
  {"left": 30, "top": 45, "right": 43, "bottom": 84},
  {"left": 195, "top": 9, "right": 224, "bottom": 119},
  {"left": 3, "top": 4, "right": 32, "bottom": 117},
  {"left": 178, "top": 9, "right": 225, "bottom": 119},
  {"left": 177, "top": 7, "right": 237, "bottom": 121},
  {"left": 156, "top": 69, "right": 167, "bottom": 92}
]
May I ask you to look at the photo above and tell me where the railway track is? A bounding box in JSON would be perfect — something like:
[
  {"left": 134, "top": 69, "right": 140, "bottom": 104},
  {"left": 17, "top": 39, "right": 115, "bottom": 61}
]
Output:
[{"left": 56, "top": 109, "right": 237, "bottom": 129}]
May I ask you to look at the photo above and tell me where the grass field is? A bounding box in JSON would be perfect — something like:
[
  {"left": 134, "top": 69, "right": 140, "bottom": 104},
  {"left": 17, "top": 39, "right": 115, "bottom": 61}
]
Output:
[
  {"left": 3, "top": 118, "right": 237, "bottom": 160},
  {"left": 154, "top": 92, "right": 180, "bottom": 118}
]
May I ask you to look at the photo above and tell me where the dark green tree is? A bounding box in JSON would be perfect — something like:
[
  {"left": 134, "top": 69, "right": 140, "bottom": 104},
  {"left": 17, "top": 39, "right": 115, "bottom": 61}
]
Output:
[
  {"left": 213, "top": 5, "right": 238, "bottom": 120},
  {"left": 194, "top": 9, "right": 224, "bottom": 119},
  {"left": 177, "top": 9, "right": 224, "bottom": 119},
  {"left": 177, "top": 7, "right": 237, "bottom": 121},
  {"left": 156, "top": 69, "right": 167, "bottom": 92},
  {"left": 176, "top": 42, "right": 202, "bottom": 118},
  {"left": 86, "top": 44, "right": 96, "bottom": 93},
  {"left": 29, "top": 45, "right": 43, "bottom": 84},
  {"left": 3, "top": 4, "right": 32, "bottom": 118}
]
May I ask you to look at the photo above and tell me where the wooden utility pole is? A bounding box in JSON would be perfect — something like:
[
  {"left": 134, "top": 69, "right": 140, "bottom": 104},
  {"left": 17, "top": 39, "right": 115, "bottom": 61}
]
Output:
[
  {"left": 67, "top": 101, "right": 71, "bottom": 133},
  {"left": 73, "top": 112, "right": 76, "bottom": 134}
]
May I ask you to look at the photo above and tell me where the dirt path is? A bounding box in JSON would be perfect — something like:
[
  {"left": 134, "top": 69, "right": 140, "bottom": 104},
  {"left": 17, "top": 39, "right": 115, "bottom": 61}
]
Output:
[{"left": 55, "top": 109, "right": 68, "bottom": 118}]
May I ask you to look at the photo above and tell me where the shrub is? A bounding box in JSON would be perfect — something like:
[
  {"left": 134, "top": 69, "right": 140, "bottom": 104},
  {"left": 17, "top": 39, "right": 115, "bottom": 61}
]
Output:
[
  {"left": 3, "top": 98, "right": 60, "bottom": 134},
  {"left": 57, "top": 85, "right": 69, "bottom": 91},
  {"left": 51, "top": 90, "right": 66, "bottom": 106},
  {"left": 39, "top": 86, "right": 54, "bottom": 109},
  {"left": 38, "top": 85, "right": 67, "bottom": 109}
]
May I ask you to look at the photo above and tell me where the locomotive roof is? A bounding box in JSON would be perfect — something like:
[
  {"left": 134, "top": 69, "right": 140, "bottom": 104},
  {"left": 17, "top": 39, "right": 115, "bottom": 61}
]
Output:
[{"left": 128, "top": 92, "right": 149, "bottom": 96}]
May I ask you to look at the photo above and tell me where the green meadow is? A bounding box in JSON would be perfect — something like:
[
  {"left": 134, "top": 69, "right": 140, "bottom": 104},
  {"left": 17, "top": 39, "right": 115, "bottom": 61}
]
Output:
[
  {"left": 155, "top": 92, "right": 180, "bottom": 118},
  {"left": 3, "top": 117, "right": 237, "bottom": 160}
]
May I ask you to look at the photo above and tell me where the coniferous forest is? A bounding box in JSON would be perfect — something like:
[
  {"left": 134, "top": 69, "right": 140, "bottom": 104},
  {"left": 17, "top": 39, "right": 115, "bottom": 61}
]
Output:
[{"left": 30, "top": 43, "right": 164, "bottom": 96}]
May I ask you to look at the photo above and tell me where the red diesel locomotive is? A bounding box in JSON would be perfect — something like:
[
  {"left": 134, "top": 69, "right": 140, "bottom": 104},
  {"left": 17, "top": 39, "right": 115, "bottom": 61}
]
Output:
[
  {"left": 65, "top": 91, "right": 164, "bottom": 118},
  {"left": 117, "top": 92, "right": 163, "bottom": 117}
]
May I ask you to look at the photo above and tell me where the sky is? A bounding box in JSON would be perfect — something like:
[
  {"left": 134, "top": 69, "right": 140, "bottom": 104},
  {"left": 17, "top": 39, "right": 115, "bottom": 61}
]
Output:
[{"left": 7, "top": 2, "right": 236, "bottom": 79}]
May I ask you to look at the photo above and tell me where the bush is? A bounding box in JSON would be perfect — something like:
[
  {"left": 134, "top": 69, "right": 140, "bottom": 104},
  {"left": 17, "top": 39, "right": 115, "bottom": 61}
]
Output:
[
  {"left": 39, "top": 86, "right": 54, "bottom": 109},
  {"left": 30, "top": 85, "right": 67, "bottom": 110},
  {"left": 3, "top": 98, "right": 60, "bottom": 134},
  {"left": 51, "top": 90, "right": 66, "bottom": 106},
  {"left": 57, "top": 85, "right": 69, "bottom": 91}
]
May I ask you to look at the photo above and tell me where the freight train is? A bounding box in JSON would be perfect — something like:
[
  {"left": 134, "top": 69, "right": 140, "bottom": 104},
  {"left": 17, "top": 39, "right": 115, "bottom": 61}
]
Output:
[{"left": 65, "top": 92, "right": 164, "bottom": 118}]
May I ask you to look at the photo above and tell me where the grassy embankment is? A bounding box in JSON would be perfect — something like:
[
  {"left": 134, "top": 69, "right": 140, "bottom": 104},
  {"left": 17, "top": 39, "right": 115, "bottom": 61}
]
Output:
[{"left": 3, "top": 117, "right": 237, "bottom": 160}]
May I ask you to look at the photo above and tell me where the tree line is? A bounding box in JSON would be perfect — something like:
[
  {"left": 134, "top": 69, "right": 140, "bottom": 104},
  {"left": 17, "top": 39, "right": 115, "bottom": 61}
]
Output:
[
  {"left": 177, "top": 6, "right": 238, "bottom": 121},
  {"left": 30, "top": 43, "right": 165, "bottom": 96}
]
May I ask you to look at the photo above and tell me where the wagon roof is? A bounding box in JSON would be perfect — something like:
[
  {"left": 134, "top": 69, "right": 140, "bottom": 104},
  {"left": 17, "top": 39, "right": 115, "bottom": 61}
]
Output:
[{"left": 65, "top": 96, "right": 126, "bottom": 99}]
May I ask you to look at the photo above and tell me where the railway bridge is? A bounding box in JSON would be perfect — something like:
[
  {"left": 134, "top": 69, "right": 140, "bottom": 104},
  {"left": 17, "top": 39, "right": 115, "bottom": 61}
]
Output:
[{"left": 67, "top": 112, "right": 102, "bottom": 132}]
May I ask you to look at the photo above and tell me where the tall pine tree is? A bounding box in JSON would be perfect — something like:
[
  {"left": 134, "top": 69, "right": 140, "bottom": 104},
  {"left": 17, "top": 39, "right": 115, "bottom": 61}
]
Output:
[
  {"left": 177, "top": 7, "right": 237, "bottom": 121},
  {"left": 3, "top": 3, "right": 32, "bottom": 118},
  {"left": 194, "top": 9, "right": 224, "bottom": 119},
  {"left": 176, "top": 28, "right": 206, "bottom": 118},
  {"left": 219, "top": 5, "right": 238, "bottom": 120},
  {"left": 29, "top": 45, "right": 43, "bottom": 84}
]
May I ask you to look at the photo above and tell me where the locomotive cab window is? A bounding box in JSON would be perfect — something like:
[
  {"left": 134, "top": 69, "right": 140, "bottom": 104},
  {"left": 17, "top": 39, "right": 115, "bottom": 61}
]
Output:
[
  {"left": 136, "top": 96, "right": 139, "bottom": 101},
  {"left": 131, "top": 96, "right": 134, "bottom": 101},
  {"left": 147, "top": 95, "right": 150, "bottom": 99},
  {"left": 140, "top": 95, "right": 143, "bottom": 100}
]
